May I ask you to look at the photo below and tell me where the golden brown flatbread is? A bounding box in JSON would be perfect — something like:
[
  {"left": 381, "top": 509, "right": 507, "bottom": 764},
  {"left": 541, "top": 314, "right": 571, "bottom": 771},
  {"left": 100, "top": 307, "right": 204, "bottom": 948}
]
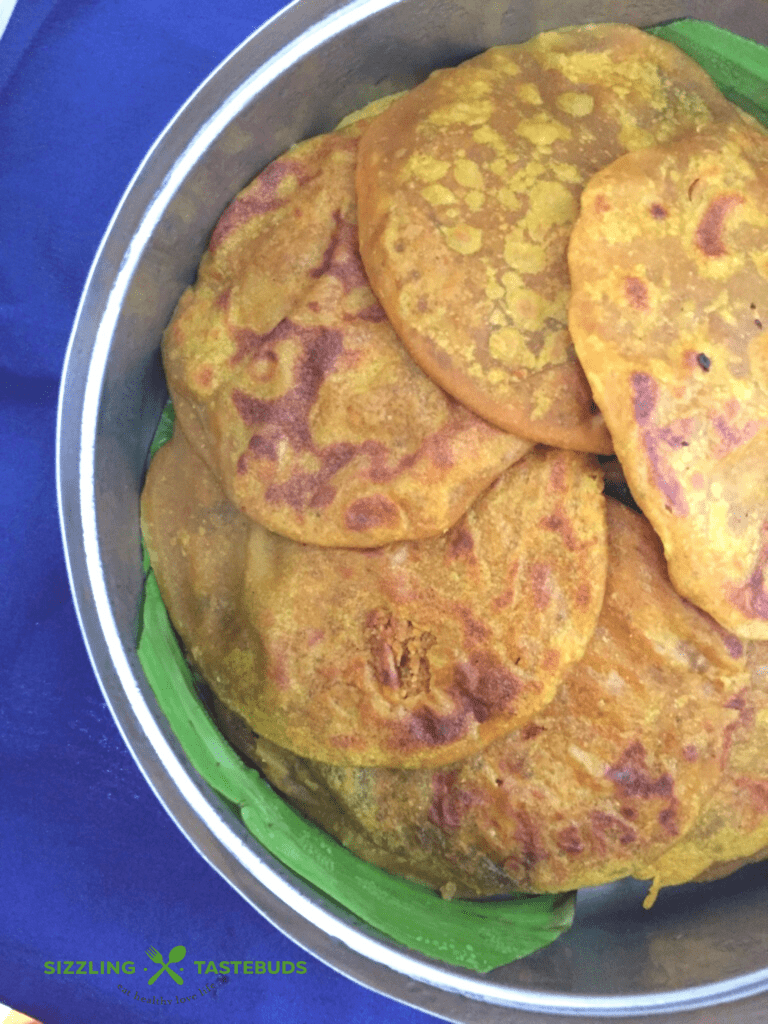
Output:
[
  {"left": 569, "top": 118, "right": 768, "bottom": 639},
  {"left": 162, "top": 102, "right": 531, "bottom": 548},
  {"left": 141, "top": 428, "right": 607, "bottom": 768},
  {"left": 226, "top": 502, "right": 746, "bottom": 898},
  {"left": 641, "top": 641, "right": 768, "bottom": 901},
  {"left": 355, "top": 23, "right": 739, "bottom": 454}
]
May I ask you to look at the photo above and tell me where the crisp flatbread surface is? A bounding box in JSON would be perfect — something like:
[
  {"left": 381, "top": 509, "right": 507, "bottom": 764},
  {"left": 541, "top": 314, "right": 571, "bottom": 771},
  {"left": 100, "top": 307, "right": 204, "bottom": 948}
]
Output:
[
  {"left": 356, "top": 23, "right": 738, "bottom": 453},
  {"left": 162, "top": 101, "right": 531, "bottom": 548},
  {"left": 224, "top": 503, "right": 746, "bottom": 897},
  {"left": 642, "top": 640, "right": 768, "bottom": 899},
  {"left": 569, "top": 117, "right": 768, "bottom": 639},
  {"left": 141, "top": 429, "right": 607, "bottom": 768}
]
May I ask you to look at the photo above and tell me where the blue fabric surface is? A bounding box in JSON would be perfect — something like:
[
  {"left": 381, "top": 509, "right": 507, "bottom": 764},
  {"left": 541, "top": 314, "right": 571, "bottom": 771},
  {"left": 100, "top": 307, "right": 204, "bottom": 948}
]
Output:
[{"left": 0, "top": 2, "right": 438, "bottom": 1021}]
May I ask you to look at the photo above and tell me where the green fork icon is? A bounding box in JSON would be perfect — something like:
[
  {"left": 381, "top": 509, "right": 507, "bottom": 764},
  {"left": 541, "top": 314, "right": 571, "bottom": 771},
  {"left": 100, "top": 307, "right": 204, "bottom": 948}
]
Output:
[{"left": 145, "top": 945, "right": 186, "bottom": 984}]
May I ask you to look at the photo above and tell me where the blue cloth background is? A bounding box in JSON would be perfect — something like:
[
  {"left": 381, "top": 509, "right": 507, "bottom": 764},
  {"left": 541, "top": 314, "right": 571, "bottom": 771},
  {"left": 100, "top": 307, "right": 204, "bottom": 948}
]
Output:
[{"left": 0, "top": 2, "right": 438, "bottom": 1021}]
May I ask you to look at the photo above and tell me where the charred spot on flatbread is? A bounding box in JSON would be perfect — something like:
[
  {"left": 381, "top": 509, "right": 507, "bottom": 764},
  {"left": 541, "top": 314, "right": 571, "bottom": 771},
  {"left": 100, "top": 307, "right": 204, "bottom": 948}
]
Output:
[
  {"left": 142, "top": 431, "right": 607, "bottom": 768},
  {"left": 162, "top": 101, "right": 531, "bottom": 548},
  {"left": 220, "top": 502, "right": 745, "bottom": 897},
  {"left": 569, "top": 118, "right": 768, "bottom": 639},
  {"left": 355, "top": 23, "right": 739, "bottom": 455}
]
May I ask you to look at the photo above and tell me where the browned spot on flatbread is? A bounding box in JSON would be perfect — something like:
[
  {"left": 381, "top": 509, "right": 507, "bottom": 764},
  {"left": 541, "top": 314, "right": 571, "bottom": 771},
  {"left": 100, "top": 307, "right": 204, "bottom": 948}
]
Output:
[
  {"left": 631, "top": 371, "right": 658, "bottom": 423},
  {"left": 196, "top": 365, "right": 213, "bottom": 389},
  {"left": 356, "top": 301, "right": 388, "bottom": 322},
  {"left": 455, "top": 606, "right": 490, "bottom": 645},
  {"left": 506, "top": 812, "right": 549, "bottom": 878},
  {"left": 739, "top": 778, "right": 768, "bottom": 816},
  {"left": 695, "top": 193, "right": 744, "bottom": 256},
  {"left": 595, "top": 194, "right": 611, "bottom": 214},
  {"left": 452, "top": 653, "right": 521, "bottom": 723},
  {"left": 606, "top": 741, "right": 674, "bottom": 800},
  {"left": 658, "top": 803, "right": 680, "bottom": 837},
  {"left": 356, "top": 24, "right": 737, "bottom": 454},
  {"left": 528, "top": 563, "right": 552, "bottom": 611},
  {"left": 520, "top": 722, "right": 546, "bottom": 741},
  {"left": 263, "top": 445, "right": 356, "bottom": 511},
  {"left": 210, "top": 158, "right": 318, "bottom": 251},
  {"left": 448, "top": 523, "right": 475, "bottom": 560},
  {"left": 345, "top": 494, "right": 400, "bottom": 531},
  {"left": 555, "top": 826, "right": 585, "bottom": 855},
  {"left": 625, "top": 276, "right": 649, "bottom": 310},
  {"left": 590, "top": 810, "right": 638, "bottom": 849},
  {"left": 427, "top": 771, "right": 473, "bottom": 830},
  {"left": 728, "top": 531, "right": 768, "bottom": 623},
  {"left": 309, "top": 209, "right": 368, "bottom": 292},
  {"left": 162, "top": 103, "right": 533, "bottom": 547},
  {"left": 710, "top": 405, "right": 761, "bottom": 458},
  {"left": 232, "top": 322, "right": 344, "bottom": 448},
  {"left": 570, "top": 120, "right": 768, "bottom": 638},
  {"left": 146, "top": 442, "right": 607, "bottom": 768},
  {"left": 389, "top": 651, "right": 525, "bottom": 754},
  {"left": 405, "top": 704, "right": 469, "bottom": 748},
  {"left": 233, "top": 502, "right": 745, "bottom": 896},
  {"left": 724, "top": 690, "right": 753, "bottom": 721},
  {"left": 575, "top": 582, "right": 591, "bottom": 608},
  {"left": 539, "top": 508, "right": 583, "bottom": 551},
  {"left": 541, "top": 649, "right": 560, "bottom": 671},
  {"left": 630, "top": 373, "right": 690, "bottom": 517}
]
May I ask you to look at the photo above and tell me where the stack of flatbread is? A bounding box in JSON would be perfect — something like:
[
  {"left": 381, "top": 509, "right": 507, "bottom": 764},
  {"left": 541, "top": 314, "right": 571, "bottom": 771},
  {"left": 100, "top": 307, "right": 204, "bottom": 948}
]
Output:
[{"left": 141, "top": 23, "right": 768, "bottom": 907}]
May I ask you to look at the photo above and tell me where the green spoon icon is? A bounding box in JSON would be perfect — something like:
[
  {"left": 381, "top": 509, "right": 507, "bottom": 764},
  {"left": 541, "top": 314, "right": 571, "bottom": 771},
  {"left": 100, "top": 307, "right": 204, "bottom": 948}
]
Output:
[{"left": 146, "top": 944, "right": 186, "bottom": 985}]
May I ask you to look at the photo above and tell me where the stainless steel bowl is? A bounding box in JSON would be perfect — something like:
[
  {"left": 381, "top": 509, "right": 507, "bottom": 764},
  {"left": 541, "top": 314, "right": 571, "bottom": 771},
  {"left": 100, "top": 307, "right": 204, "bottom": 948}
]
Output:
[{"left": 56, "top": 1, "right": 768, "bottom": 1020}]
